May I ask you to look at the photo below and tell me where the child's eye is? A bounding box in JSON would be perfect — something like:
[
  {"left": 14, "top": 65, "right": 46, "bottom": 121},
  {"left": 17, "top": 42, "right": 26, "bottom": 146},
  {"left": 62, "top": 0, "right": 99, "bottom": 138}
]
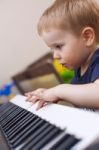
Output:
[
  {"left": 55, "top": 44, "right": 63, "bottom": 50},
  {"left": 56, "top": 45, "right": 60, "bottom": 49}
]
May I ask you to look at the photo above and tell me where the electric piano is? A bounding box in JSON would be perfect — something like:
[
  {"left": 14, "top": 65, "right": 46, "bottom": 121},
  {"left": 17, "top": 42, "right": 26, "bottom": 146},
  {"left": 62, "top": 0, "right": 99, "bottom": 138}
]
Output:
[{"left": 0, "top": 95, "right": 99, "bottom": 150}]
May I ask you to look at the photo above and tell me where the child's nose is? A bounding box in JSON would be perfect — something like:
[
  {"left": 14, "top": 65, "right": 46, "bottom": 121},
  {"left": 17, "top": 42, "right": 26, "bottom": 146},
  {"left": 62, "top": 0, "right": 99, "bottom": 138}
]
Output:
[{"left": 53, "top": 51, "right": 61, "bottom": 59}]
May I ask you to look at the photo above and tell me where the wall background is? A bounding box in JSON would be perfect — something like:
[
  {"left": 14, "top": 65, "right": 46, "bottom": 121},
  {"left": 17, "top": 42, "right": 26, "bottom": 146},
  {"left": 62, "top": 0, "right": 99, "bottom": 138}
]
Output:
[{"left": 0, "top": 0, "right": 52, "bottom": 85}]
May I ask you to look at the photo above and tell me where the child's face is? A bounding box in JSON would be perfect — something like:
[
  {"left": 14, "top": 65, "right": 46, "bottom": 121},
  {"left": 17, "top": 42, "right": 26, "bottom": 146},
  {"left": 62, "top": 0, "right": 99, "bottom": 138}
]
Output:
[{"left": 42, "top": 28, "right": 90, "bottom": 69}]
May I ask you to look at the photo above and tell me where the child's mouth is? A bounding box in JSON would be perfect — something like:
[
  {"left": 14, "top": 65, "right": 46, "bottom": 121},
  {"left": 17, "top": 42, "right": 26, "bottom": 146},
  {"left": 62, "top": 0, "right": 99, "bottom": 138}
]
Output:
[
  {"left": 61, "top": 63, "right": 69, "bottom": 68},
  {"left": 61, "top": 63, "right": 73, "bottom": 69}
]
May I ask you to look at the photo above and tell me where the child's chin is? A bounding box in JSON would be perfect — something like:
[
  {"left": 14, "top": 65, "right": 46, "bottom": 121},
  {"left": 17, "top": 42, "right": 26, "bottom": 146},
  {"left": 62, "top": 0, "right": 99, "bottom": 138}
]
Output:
[
  {"left": 67, "top": 67, "right": 74, "bottom": 70},
  {"left": 64, "top": 65, "right": 74, "bottom": 70}
]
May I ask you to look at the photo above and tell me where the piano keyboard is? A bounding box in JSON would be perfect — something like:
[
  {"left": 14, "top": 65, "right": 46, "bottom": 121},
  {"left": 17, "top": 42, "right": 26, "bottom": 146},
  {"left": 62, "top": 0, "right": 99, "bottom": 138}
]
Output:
[{"left": 0, "top": 95, "right": 99, "bottom": 150}]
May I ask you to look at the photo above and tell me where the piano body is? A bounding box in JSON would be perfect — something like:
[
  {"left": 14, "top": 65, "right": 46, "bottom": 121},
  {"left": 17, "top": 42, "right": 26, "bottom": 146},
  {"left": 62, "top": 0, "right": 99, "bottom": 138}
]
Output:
[{"left": 0, "top": 95, "right": 99, "bottom": 150}]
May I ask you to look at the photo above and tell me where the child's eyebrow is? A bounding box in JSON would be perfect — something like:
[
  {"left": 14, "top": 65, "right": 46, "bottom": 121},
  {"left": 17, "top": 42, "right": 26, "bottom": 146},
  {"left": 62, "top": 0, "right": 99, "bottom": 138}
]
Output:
[{"left": 48, "top": 42, "right": 64, "bottom": 47}]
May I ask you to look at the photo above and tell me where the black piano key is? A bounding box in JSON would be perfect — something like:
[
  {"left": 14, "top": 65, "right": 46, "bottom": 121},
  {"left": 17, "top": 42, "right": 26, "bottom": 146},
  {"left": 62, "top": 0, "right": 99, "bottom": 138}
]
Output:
[
  {"left": 1, "top": 106, "right": 19, "bottom": 127},
  {"left": 2, "top": 109, "right": 24, "bottom": 129},
  {"left": 2, "top": 110, "right": 27, "bottom": 132},
  {"left": 20, "top": 122, "right": 50, "bottom": 150},
  {"left": 0, "top": 102, "right": 12, "bottom": 113},
  {"left": 23, "top": 124, "right": 56, "bottom": 150},
  {"left": 7, "top": 111, "right": 33, "bottom": 134},
  {"left": 10, "top": 116, "right": 41, "bottom": 144},
  {"left": 6, "top": 111, "right": 32, "bottom": 134},
  {"left": 51, "top": 134, "right": 80, "bottom": 150},
  {"left": 1, "top": 103, "right": 15, "bottom": 115},
  {"left": 12, "top": 119, "right": 46, "bottom": 148},
  {"left": 4, "top": 110, "right": 29, "bottom": 133},
  {"left": 1, "top": 105, "right": 17, "bottom": 117},
  {"left": 8, "top": 113, "right": 35, "bottom": 139},
  {"left": 0, "top": 102, "right": 9, "bottom": 110},
  {"left": 31, "top": 127, "right": 62, "bottom": 150},
  {"left": 2, "top": 108, "right": 26, "bottom": 127},
  {"left": 1, "top": 107, "right": 23, "bottom": 127},
  {"left": 50, "top": 133, "right": 71, "bottom": 150},
  {"left": 1, "top": 106, "right": 22, "bottom": 125},
  {"left": 0, "top": 102, "right": 14, "bottom": 111},
  {"left": 1, "top": 107, "right": 18, "bottom": 125},
  {"left": 1, "top": 105, "right": 16, "bottom": 120}
]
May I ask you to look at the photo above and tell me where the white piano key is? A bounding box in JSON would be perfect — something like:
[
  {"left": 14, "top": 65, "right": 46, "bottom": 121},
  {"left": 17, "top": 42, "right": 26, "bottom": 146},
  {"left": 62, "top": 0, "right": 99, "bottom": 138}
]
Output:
[{"left": 10, "top": 95, "right": 32, "bottom": 109}]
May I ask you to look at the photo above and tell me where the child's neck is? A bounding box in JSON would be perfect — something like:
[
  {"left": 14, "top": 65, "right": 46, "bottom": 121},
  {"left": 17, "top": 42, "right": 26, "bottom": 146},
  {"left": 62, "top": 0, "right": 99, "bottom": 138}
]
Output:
[{"left": 80, "top": 45, "right": 98, "bottom": 76}]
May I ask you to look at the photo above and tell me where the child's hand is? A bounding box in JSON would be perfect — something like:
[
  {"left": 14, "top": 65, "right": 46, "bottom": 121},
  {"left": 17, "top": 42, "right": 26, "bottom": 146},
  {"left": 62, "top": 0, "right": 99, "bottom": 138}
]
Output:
[
  {"left": 25, "top": 87, "right": 59, "bottom": 110},
  {"left": 25, "top": 88, "right": 46, "bottom": 102}
]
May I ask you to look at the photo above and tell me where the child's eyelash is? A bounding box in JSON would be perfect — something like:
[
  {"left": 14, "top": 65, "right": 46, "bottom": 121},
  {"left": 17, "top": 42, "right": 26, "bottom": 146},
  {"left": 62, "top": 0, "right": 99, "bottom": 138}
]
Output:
[
  {"left": 55, "top": 45, "right": 60, "bottom": 49},
  {"left": 55, "top": 44, "right": 63, "bottom": 49}
]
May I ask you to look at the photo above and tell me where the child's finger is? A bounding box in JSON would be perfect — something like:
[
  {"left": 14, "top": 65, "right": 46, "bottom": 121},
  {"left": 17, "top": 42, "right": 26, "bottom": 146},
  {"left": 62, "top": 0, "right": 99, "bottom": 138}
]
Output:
[
  {"left": 31, "top": 95, "right": 41, "bottom": 104},
  {"left": 36, "top": 100, "right": 45, "bottom": 110},
  {"left": 25, "top": 94, "right": 33, "bottom": 101},
  {"left": 25, "top": 92, "right": 32, "bottom": 96}
]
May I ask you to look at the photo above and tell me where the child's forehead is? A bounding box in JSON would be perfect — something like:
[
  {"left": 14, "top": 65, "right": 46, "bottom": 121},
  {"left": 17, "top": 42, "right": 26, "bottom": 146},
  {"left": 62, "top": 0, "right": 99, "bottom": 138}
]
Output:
[
  {"left": 42, "top": 28, "right": 76, "bottom": 40},
  {"left": 42, "top": 29, "right": 66, "bottom": 44},
  {"left": 42, "top": 28, "right": 72, "bottom": 38},
  {"left": 43, "top": 28, "right": 65, "bottom": 36},
  {"left": 42, "top": 28, "right": 77, "bottom": 46}
]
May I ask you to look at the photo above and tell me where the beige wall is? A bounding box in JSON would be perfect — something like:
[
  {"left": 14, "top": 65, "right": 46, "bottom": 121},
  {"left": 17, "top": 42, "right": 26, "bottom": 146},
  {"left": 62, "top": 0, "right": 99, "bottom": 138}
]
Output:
[{"left": 0, "top": 0, "right": 51, "bottom": 85}]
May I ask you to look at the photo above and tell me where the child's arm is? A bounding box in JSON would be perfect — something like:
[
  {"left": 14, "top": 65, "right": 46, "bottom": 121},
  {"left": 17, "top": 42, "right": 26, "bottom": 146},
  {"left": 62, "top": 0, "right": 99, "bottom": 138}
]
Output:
[
  {"left": 26, "top": 80, "right": 99, "bottom": 110},
  {"left": 54, "top": 81, "right": 99, "bottom": 108}
]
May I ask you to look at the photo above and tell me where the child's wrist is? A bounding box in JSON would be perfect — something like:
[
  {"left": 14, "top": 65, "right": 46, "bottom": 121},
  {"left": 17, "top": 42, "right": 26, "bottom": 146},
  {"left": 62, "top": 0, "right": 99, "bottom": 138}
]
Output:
[{"left": 52, "top": 84, "right": 64, "bottom": 99}]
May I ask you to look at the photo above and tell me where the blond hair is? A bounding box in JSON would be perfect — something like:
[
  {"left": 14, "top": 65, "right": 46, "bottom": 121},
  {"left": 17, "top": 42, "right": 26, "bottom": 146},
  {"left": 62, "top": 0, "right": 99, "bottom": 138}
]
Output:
[{"left": 37, "top": 0, "right": 99, "bottom": 41}]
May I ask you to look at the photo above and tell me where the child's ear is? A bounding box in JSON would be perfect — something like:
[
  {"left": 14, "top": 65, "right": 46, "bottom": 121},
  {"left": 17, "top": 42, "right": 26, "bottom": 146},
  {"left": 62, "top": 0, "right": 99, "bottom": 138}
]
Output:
[{"left": 81, "top": 27, "right": 96, "bottom": 47}]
